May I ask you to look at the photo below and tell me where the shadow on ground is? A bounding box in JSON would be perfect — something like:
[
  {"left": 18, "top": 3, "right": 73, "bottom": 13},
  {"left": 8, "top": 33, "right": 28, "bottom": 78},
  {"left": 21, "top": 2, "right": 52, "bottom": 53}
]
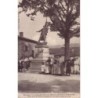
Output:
[{"left": 18, "top": 79, "right": 80, "bottom": 93}]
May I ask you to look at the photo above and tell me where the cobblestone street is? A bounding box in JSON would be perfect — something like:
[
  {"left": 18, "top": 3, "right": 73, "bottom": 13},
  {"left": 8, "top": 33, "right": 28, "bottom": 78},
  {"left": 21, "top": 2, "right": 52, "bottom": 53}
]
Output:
[{"left": 18, "top": 73, "right": 80, "bottom": 98}]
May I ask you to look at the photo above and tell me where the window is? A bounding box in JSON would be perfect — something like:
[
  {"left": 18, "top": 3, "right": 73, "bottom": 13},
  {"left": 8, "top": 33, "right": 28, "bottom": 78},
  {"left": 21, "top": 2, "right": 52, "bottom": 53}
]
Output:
[{"left": 24, "top": 45, "right": 28, "bottom": 52}]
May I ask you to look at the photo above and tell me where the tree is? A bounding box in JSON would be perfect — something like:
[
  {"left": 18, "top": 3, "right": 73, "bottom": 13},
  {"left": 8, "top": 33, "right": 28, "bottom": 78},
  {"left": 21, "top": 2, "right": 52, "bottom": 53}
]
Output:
[{"left": 19, "top": 0, "right": 80, "bottom": 61}]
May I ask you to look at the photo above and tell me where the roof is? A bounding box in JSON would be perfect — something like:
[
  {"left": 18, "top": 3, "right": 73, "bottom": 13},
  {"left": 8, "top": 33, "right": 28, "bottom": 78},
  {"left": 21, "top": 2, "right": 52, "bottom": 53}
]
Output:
[{"left": 18, "top": 36, "right": 39, "bottom": 44}]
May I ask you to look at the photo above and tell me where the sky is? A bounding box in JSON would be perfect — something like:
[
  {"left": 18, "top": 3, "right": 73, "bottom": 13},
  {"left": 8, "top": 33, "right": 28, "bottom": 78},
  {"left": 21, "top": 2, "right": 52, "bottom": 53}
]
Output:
[{"left": 19, "top": 9, "right": 80, "bottom": 46}]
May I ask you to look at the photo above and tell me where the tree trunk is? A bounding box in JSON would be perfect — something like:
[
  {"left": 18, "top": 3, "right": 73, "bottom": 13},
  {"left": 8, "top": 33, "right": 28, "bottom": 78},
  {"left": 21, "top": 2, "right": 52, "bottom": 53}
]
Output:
[
  {"left": 60, "top": 37, "right": 70, "bottom": 75},
  {"left": 64, "top": 37, "right": 70, "bottom": 62},
  {"left": 63, "top": 37, "right": 70, "bottom": 75}
]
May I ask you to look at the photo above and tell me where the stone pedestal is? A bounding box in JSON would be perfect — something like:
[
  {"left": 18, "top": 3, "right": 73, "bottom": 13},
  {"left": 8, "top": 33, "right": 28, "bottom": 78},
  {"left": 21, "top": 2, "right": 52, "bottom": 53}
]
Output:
[{"left": 35, "top": 43, "right": 50, "bottom": 61}]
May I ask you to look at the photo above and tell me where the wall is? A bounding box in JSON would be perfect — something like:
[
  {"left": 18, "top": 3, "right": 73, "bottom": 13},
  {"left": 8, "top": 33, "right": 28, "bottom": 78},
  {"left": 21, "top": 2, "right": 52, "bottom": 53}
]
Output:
[{"left": 18, "top": 39, "right": 36, "bottom": 60}]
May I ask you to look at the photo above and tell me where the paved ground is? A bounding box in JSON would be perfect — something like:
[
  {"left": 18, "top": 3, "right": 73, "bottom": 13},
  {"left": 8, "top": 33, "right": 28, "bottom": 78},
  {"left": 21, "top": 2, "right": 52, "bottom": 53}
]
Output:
[{"left": 18, "top": 73, "right": 80, "bottom": 98}]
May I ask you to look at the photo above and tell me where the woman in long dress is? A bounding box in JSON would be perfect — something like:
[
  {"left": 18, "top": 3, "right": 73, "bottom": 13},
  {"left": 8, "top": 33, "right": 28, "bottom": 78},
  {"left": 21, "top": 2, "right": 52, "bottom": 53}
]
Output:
[
  {"left": 41, "top": 62, "right": 46, "bottom": 73},
  {"left": 52, "top": 59, "right": 59, "bottom": 75},
  {"left": 45, "top": 62, "right": 50, "bottom": 74},
  {"left": 74, "top": 57, "right": 80, "bottom": 74}
]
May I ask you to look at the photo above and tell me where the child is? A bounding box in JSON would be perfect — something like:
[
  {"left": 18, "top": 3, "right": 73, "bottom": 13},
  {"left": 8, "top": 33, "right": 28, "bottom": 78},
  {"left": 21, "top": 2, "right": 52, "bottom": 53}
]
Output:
[{"left": 41, "top": 62, "right": 46, "bottom": 73}]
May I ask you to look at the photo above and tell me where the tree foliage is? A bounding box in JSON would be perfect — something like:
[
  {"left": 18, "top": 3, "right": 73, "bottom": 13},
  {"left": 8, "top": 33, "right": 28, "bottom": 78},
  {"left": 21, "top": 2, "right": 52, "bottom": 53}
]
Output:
[
  {"left": 19, "top": 0, "right": 80, "bottom": 39},
  {"left": 19, "top": 0, "right": 80, "bottom": 61}
]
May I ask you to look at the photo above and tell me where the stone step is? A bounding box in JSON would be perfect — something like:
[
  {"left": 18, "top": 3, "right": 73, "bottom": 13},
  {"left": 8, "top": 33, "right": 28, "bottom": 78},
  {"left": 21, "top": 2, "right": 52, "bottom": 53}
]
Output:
[{"left": 27, "top": 61, "right": 41, "bottom": 73}]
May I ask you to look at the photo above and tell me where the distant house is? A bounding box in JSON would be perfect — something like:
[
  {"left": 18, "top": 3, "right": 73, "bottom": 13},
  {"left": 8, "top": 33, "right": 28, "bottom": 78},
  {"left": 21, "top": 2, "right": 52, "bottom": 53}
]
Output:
[
  {"left": 49, "top": 44, "right": 80, "bottom": 59},
  {"left": 18, "top": 32, "right": 38, "bottom": 60}
]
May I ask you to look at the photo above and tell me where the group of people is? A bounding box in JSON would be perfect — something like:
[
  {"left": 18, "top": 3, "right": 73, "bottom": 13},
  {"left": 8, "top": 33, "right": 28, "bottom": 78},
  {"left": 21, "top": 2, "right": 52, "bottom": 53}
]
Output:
[
  {"left": 41, "top": 56, "right": 80, "bottom": 76},
  {"left": 18, "top": 57, "right": 32, "bottom": 72},
  {"left": 18, "top": 56, "right": 80, "bottom": 75}
]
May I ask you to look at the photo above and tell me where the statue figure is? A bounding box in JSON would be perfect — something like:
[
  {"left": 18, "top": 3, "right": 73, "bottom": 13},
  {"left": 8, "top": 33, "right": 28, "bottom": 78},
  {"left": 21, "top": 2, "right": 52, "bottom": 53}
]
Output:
[{"left": 38, "top": 21, "right": 49, "bottom": 43}]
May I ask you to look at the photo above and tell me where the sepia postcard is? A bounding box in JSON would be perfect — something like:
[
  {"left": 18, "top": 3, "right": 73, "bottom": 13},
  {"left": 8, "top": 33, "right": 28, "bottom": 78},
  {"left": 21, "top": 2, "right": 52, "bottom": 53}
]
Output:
[{"left": 18, "top": 0, "right": 80, "bottom": 98}]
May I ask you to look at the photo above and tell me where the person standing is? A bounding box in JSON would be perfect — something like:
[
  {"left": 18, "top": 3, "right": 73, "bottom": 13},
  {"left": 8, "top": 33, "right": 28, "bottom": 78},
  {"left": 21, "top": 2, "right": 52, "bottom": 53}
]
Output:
[
  {"left": 19, "top": 60, "right": 23, "bottom": 72},
  {"left": 52, "top": 56, "right": 60, "bottom": 75},
  {"left": 58, "top": 56, "right": 65, "bottom": 75},
  {"left": 47, "top": 57, "right": 52, "bottom": 74},
  {"left": 52, "top": 59, "right": 58, "bottom": 75},
  {"left": 25, "top": 58, "right": 31, "bottom": 70},
  {"left": 41, "top": 62, "right": 46, "bottom": 73},
  {"left": 66, "top": 59, "right": 71, "bottom": 76},
  {"left": 70, "top": 58, "right": 75, "bottom": 74},
  {"left": 50, "top": 57, "right": 54, "bottom": 74},
  {"left": 45, "top": 61, "right": 50, "bottom": 74},
  {"left": 74, "top": 57, "right": 80, "bottom": 74},
  {"left": 18, "top": 61, "right": 21, "bottom": 72},
  {"left": 60, "top": 61, "right": 65, "bottom": 75}
]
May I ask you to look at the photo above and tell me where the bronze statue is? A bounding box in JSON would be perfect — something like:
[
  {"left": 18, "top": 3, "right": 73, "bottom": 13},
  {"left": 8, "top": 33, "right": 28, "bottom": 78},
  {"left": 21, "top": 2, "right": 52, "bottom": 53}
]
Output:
[{"left": 38, "top": 21, "right": 49, "bottom": 43}]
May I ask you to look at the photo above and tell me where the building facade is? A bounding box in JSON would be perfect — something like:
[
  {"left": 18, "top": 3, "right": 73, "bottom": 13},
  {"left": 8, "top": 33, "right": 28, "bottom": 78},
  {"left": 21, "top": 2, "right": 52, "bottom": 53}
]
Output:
[{"left": 18, "top": 33, "right": 38, "bottom": 60}]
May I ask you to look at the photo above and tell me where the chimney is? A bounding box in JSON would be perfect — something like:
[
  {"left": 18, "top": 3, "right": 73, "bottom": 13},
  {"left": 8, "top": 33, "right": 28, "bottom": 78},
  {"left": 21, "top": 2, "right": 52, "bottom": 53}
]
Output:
[{"left": 19, "top": 32, "right": 24, "bottom": 37}]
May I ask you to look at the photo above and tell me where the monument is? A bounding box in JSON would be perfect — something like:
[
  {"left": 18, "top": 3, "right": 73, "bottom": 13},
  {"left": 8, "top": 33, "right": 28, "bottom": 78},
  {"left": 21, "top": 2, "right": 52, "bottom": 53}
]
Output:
[{"left": 35, "top": 21, "right": 50, "bottom": 61}]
